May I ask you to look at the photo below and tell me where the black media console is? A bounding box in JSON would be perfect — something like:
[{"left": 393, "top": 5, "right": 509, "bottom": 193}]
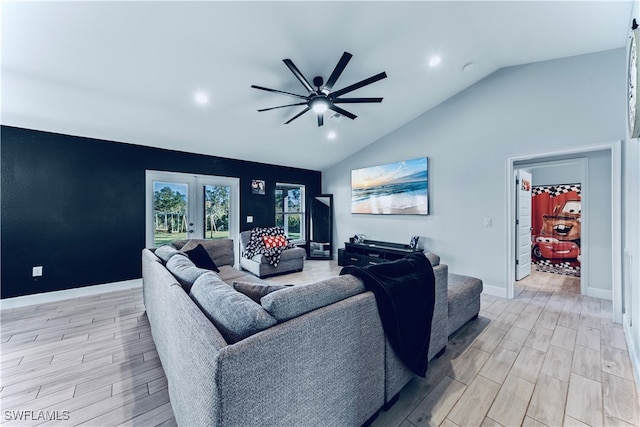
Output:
[{"left": 339, "top": 239, "right": 423, "bottom": 267}]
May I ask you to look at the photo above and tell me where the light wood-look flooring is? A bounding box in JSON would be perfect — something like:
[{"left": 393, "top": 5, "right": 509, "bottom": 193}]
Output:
[
  {"left": 372, "top": 270, "right": 640, "bottom": 427},
  {"left": 1, "top": 262, "right": 638, "bottom": 426}
]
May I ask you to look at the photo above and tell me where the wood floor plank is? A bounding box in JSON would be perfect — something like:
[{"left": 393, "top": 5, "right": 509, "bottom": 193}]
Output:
[
  {"left": 406, "top": 376, "right": 466, "bottom": 427},
  {"left": 524, "top": 323, "right": 554, "bottom": 353},
  {"left": 510, "top": 346, "right": 546, "bottom": 383},
  {"left": 487, "top": 374, "right": 535, "bottom": 427},
  {"left": 566, "top": 373, "right": 603, "bottom": 427},
  {"left": 572, "top": 345, "right": 602, "bottom": 382},
  {"left": 576, "top": 325, "right": 601, "bottom": 351},
  {"left": 549, "top": 325, "right": 577, "bottom": 352},
  {"left": 540, "top": 345, "right": 573, "bottom": 383},
  {"left": 448, "top": 347, "right": 491, "bottom": 385},
  {"left": 447, "top": 375, "right": 501, "bottom": 427},
  {"left": 602, "top": 345, "right": 635, "bottom": 380},
  {"left": 478, "top": 346, "right": 518, "bottom": 384},
  {"left": 602, "top": 372, "right": 640, "bottom": 425},
  {"left": 526, "top": 373, "right": 568, "bottom": 427}
]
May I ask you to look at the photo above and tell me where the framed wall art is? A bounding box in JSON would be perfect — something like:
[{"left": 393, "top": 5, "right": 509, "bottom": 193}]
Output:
[
  {"left": 351, "top": 157, "right": 428, "bottom": 215},
  {"left": 251, "top": 179, "right": 265, "bottom": 195}
]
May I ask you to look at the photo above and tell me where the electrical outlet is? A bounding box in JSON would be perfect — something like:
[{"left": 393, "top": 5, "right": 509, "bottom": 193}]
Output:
[
  {"left": 247, "top": 216, "right": 254, "bottom": 223},
  {"left": 32, "top": 266, "right": 43, "bottom": 277}
]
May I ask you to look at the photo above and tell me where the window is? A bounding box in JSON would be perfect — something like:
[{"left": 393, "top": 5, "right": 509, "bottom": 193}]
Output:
[{"left": 275, "top": 183, "right": 305, "bottom": 242}]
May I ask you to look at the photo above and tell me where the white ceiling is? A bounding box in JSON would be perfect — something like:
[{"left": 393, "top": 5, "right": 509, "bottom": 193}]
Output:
[{"left": 1, "top": 1, "right": 633, "bottom": 171}]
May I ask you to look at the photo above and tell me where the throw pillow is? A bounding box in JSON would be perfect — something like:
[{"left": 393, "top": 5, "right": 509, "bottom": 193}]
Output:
[
  {"left": 262, "top": 235, "right": 288, "bottom": 249},
  {"left": 189, "top": 273, "right": 277, "bottom": 343},
  {"left": 184, "top": 243, "right": 220, "bottom": 272},
  {"left": 233, "top": 281, "right": 292, "bottom": 304}
]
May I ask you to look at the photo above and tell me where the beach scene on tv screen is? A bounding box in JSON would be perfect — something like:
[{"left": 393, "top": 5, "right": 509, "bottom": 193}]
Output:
[{"left": 351, "top": 157, "right": 428, "bottom": 215}]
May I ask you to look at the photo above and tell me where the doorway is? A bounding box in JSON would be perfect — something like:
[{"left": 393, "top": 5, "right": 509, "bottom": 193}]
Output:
[
  {"left": 145, "top": 170, "right": 240, "bottom": 254},
  {"left": 515, "top": 159, "right": 586, "bottom": 291},
  {"left": 506, "top": 141, "right": 622, "bottom": 323}
]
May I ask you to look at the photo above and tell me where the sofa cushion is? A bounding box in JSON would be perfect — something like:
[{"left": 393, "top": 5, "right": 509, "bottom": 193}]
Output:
[
  {"left": 189, "top": 273, "right": 277, "bottom": 343},
  {"left": 155, "top": 245, "right": 183, "bottom": 263},
  {"left": 166, "top": 254, "right": 211, "bottom": 293},
  {"left": 250, "top": 246, "right": 307, "bottom": 264},
  {"left": 261, "top": 274, "right": 366, "bottom": 322},
  {"left": 218, "top": 265, "right": 252, "bottom": 283},
  {"left": 184, "top": 243, "right": 220, "bottom": 272},
  {"left": 232, "top": 281, "right": 292, "bottom": 304},
  {"left": 174, "top": 239, "right": 235, "bottom": 268}
]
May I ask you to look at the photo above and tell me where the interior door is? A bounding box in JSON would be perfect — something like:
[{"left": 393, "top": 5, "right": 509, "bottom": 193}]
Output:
[{"left": 516, "top": 170, "right": 533, "bottom": 280}]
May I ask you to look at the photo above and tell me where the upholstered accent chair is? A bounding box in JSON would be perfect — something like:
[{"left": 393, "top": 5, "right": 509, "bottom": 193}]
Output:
[{"left": 239, "top": 230, "right": 306, "bottom": 278}]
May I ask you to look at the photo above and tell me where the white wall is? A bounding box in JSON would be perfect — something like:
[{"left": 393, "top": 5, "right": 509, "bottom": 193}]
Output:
[
  {"left": 623, "top": 0, "right": 640, "bottom": 388},
  {"left": 324, "top": 49, "right": 625, "bottom": 297}
]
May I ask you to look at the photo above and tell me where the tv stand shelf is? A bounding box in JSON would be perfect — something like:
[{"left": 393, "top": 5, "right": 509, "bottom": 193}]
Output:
[{"left": 340, "top": 239, "right": 423, "bottom": 267}]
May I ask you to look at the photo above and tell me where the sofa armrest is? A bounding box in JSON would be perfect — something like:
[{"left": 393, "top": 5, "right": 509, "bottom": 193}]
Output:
[
  {"left": 383, "top": 262, "right": 448, "bottom": 402},
  {"left": 429, "top": 263, "right": 448, "bottom": 358}
]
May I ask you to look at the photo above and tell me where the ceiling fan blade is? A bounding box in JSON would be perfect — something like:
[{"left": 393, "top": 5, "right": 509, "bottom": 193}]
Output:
[
  {"left": 251, "top": 85, "right": 308, "bottom": 100},
  {"left": 329, "top": 72, "right": 387, "bottom": 99},
  {"left": 283, "top": 59, "right": 314, "bottom": 93},
  {"left": 332, "top": 97, "right": 383, "bottom": 104},
  {"left": 317, "top": 113, "right": 324, "bottom": 127},
  {"left": 324, "top": 52, "right": 352, "bottom": 92},
  {"left": 284, "top": 106, "right": 311, "bottom": 124},
  {"left": 329, "top": 105, "right": 357, "bottom": 120},
  {"left": 258, "top": 102, "right": 308, "bottom": 112}
]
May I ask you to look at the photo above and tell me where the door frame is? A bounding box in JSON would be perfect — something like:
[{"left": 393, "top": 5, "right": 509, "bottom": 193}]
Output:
[{"left": 505, "top": 140, "right": 622, "bottom": 323}]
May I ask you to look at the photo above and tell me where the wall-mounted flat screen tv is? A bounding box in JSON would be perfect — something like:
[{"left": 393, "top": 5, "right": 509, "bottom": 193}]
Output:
[{"left": 351, "top": 157, "right": 428, "bottom": 215}]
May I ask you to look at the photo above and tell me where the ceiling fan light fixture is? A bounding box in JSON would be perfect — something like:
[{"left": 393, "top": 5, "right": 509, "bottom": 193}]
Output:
[{"left": 311, "top": 97, "right": 329, "bottom": 113}]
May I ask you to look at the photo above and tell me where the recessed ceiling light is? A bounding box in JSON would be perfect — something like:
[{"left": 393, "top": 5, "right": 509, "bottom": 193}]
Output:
[
  {"left": 194, "top": 91, "right": 209, "bottom": 105},
  {"left": 327, "top": 131, "right": 337, "bottom": 140},
  {"left": 429, "top": 56, "right": 442, "bottom": 67}
]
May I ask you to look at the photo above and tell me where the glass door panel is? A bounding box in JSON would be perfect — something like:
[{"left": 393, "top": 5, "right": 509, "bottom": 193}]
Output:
[
  {"left": 204, "top": 185, "right": 230, "bottom": 239},
  {"left": 153, "top": 181, "right": 189, "bottom": 247}
]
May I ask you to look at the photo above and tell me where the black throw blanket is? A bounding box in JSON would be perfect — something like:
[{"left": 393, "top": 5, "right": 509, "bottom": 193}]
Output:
[{"left": 340, "top": 252, "right": 435, "bottom": 377}]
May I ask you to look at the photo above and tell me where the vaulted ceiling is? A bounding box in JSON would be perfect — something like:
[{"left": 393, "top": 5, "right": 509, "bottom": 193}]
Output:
[{"left": 1, "top": 1, "right": 633, "bottom": 170}]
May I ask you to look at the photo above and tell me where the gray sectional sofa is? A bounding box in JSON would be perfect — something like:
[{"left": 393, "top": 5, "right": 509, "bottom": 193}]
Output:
[{"left": 142, "top": 238, "right": 481, "bottom": 427}]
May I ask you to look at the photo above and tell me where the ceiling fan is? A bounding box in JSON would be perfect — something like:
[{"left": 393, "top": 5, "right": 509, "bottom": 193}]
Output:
[{"left": 251, "top": 52, "right": 387, "bottom": 127}]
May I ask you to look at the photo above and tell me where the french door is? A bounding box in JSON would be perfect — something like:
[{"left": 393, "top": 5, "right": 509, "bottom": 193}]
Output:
[{"left": 145, "top": 170, "right": 239, "bottom": 250}]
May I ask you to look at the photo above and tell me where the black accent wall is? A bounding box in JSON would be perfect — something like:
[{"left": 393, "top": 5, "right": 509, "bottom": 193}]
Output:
[{"left": 1, "top": 126, "right": 321, "bottom": 298}]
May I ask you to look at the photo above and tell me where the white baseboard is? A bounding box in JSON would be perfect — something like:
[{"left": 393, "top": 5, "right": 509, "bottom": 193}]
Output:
[
  {"left": 482, "top": 283, "right": 508, "bottom": 298},
  {"left": 623, "top": 318, "right": 640, "bottom": 392},
  {"left": 0, "top": 278, "right": 143, "bottom": 311},
  {"left": 586, "top": 287, "right": 612, "bottom": 301}
]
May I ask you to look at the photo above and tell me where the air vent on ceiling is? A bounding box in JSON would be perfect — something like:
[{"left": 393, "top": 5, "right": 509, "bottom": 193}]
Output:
[{"left": 329, "top": 112, "right": 346, "bottom": 123}]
